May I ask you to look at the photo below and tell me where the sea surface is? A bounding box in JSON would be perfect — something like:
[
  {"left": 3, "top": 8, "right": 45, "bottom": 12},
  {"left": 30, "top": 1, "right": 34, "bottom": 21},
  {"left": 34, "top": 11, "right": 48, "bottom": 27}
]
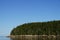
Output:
[{"left": 0, "top": 36, "right": 10, "bottom": 40}]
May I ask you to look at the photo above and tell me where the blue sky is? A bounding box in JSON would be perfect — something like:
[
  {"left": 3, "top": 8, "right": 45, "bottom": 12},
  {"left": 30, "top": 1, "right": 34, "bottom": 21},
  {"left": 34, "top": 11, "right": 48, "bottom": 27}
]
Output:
[{"left": 0, "top": 0, "right": 60, "bottom": 36}]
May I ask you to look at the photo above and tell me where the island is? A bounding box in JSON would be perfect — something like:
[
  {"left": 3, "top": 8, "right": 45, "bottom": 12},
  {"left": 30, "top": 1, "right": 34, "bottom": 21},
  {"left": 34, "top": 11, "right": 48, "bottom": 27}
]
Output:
[{"left": 10, "top": 20, "right": 60, "bottom": 40}]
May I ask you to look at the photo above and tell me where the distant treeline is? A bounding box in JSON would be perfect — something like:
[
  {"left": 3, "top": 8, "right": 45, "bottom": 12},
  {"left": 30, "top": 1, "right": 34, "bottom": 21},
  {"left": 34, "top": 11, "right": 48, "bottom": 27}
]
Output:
[{"left": 10, "top": 20, "right": 60, "bottom": 35}]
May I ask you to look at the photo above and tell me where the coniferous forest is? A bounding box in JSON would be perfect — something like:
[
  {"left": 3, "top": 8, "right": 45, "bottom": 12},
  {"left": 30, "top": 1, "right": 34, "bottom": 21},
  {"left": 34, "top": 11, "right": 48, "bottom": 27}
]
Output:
[{"left": 10, "top": 20, "right": 60, "bottom": 35}]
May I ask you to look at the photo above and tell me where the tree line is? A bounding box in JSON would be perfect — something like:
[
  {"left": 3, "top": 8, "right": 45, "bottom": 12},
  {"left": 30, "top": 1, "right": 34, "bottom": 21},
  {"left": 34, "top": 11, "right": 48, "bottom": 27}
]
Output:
[{"left": 10, "top": 20, "right": 60, "bottom": 35}]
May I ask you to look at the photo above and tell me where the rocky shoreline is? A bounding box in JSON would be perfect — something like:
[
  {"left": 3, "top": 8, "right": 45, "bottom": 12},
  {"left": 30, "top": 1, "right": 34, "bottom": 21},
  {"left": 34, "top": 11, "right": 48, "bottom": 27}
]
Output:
[{"left": 8, "top": 35, "right": 60, "bottom": 40}]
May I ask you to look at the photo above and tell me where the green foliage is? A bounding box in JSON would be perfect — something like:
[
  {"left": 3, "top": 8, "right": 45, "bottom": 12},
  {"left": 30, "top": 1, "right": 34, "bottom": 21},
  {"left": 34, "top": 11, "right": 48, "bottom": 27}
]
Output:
[{"left": 10, "top": 20, "right": 60, "bottom": 35}]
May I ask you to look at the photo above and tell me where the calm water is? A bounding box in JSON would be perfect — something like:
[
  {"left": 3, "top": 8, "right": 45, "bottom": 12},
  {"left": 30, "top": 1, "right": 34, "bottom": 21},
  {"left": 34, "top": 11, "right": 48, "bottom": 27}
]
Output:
[
  {"left": 0, "top": 36, "right": 10, "bottom": 40},
  {"left": 0, "top": 36, "right": 20, "bottom": 40}
]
